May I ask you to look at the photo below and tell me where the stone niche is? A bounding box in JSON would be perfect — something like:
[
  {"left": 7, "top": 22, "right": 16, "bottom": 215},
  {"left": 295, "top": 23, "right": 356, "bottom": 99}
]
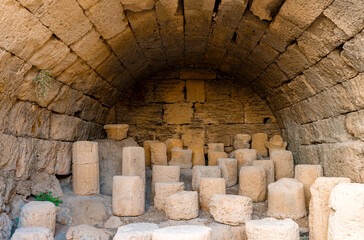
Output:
[{"left": 115, "top": 68, "right": 281, "bottom": 148}]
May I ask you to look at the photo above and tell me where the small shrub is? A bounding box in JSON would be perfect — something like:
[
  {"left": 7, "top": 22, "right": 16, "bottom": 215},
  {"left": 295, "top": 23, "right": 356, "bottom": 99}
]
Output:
[
  {"left": 35, "top": 191, "right": 63, "bottom": 206},
  {"left": 33, "top": 69, "right": 52, "bottom": 106}
]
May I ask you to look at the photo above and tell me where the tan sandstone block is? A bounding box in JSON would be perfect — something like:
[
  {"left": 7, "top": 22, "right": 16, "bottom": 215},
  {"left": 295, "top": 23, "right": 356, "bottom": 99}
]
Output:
[
  {"left": 18, "top": 201, "right": 56, "bottom": 234},
  {"left": 246, "top": 218, "right": 300, "bottom": 240},
  {"left": 150, "top": 142, "right": 168, "bottom": 167},
  {"left": 104, "top": 124, "right": 129, "bottom": 140},
  {"left": 267, "top": 178, "right": 306, "bottom": 219},
  {"left": 309, "top": 177, "right": 351, "bottom": 240},
  {"left": 251, "top": 133, "right": 268, "bottom": 157},
  {"left": 152, "top": 165, "right": 180, "bottom": 196},
  {"left": 199, "top": 178, "right": 226, "bottom": 212},
  {"left": 217, "top": 158, "right": 238, "bottom": 187},
  {"left": 271, "top": 150, "right": 294, "bottom": 180},
  {"left": 66, "top": 224, "right": 110, "bottom": 240},
  {"left": 186, "top": 80, "right": 205, "bottom": 102},
  {"left": 233, "top": 134, "right": 251, "bottom": 150},
  {"left": 166, "top": 139, "right": 184, "bottom": 161},
  {"left": 189, "top": 145, "right": 206, "bottom": 166},
  {"left": 163, "top": 103, "right": 193, "bottom": 125},
  {"left": 265, "top": 135, "right": 287, "bottom": 156},
  {"left": 210, "top": 194, "right": 252, "bottom": 226},
  {"left": 72, "top": 141, "right": 98, "bottom": 165},
  {"left": 165, "top": 191, "right": 199, "bottom": 220},
  {"left": 250, "top": 0, "right": 284, "bottom": 21},
  {"left": 72, "top": 163, "right": 100, "bottom": 196},
  {"left": 208, "top": 143, "right": 225, "bottom": 152},
  {"left": 152, "top": 225, "right": 212, "bottom": 240},
  {"left": 12, "top": 227, "right": 53, "bottom": 240},
  {"left": 192, "top": 166, "right": 221, "bottom": 192},
  {"left": 169, "top": 148, "right": 193, "bottom": 169},
  {"left": 119, "top": 0, "right": 154, "bottom": 12},
  {"left": 239, "top": 166, "right": 266, "bottom": 202},
  {"left": 294, "top": 164, "right": 323, "bottom": 209},
  {"left": 143, "top": 140, "right": 158, "bottom": 167},
  {"left": 112, "top": 176, "right": 145, "bottom": 216},
  {"left": 122, "top": 146, "right": 146, "bottom": 185},
  {"left": 252, "top": 160, "right": 275, "bottom": 186},
  {"left": 235, "top": 149, "right": 257, "bottom": 172},
  {"left": 114, "top": 223, "right": 159, "bottom": 240},
  {"left": 328, "top": 183, "right": 364, "bottom": 240},
  {"left": 154, "top": 182, "right": 184, "bottom": 210},
  {"left": 208, "top": 151, "right": 228, "bottom": 166}
]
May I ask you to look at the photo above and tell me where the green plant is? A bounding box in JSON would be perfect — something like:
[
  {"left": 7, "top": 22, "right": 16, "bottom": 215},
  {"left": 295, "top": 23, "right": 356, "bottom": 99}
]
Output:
[
  {"left": 33, "top": 69, "right": 52, "bottom": 106},
  {"left": 35, "top": 191, "right": 63, "bottom": 206}
]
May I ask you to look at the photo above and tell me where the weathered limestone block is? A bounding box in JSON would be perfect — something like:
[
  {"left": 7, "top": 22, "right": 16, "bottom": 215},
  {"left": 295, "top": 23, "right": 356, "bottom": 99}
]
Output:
[
  {"left": 250, "top": 0, "right": 284, "bottom": 21},
  {"left": 271, "top": 150, "right": 294, "bottom": 180},
  {"left": 166, "top": 139, "right": 184, "bottom": 161},
  {"left": 199, "top": 178, "right": 226, "bottom": 212},
  {"left": 122, "top": 146, "right": 146, "bottom": 185},
  {"left": 18, "top": 201, "right": 56, "bottom": 234},
  {"left": 208, "top": 143, "right": 225, "bottom": 152},
  {"left": 112, "top": 176, "right": 145, "bottom": 216},
  {"left": 72, "top": 141, "right": 99, "bottom": 196},
  {"left": 265, "top": 135, "right": 287, "bottom": 156},
  {"left": 104, "top": 216, "right": 123, "bottom": 229},
  {"left": 186, "top": 80, "right": 205, "bottom": 102},
  {"left": 192, "top": 166, "right": 222, "bottom": 191},
  {"left": 217, "top": 158, "right": 237, "bottom": 187},
  {"left": 210, "top": 194, "right": 252, "bottom": 226},
  {"left": 267, "top": 178, "right": 306, "bottom": 219},
  {"left": 251, "top": 133, "right": 268, "bottom": 157},
  {"left": 207, "top": 151, "right": 228, "bottom": 166},
  {"left": 152, "top": 225, "right": 212, "bottom": 240},
  {"left": 104, "top": 124, "right": 129, "bottom": 140},
  {"left": 163, "top": 103, "right": 194, "bottom": 124},
  {"left": 150, "top": 143, "right": 168, "bottom": 167},
  {"left": 65, "top": 224, "right": 110, "bottom": 240},
  {"left": 0, "top": 213, "right": 12, "bottom": 240},
  {"left": 246, "top": 218, "right": 300, "bottom": 240},
  {"left": 165, "top": 191, "right": 199, "bottom": 220},
  {"left": 233, "top": 134, "right": 251, "bottom": 149},
  {"left": 169, "top": 148, "right": 193, "bottom": 169},
  {"left": 309, "top": 177, "right": 351, "bottom": 240},
  {"left": 235, "top": 149, "right": 257, "bottom": 171},
  {"left": 12, "top": 227, "right": 53, "bottom": 240},
  {"left": 239, "top": 166, "right": 266, "bottom": 202},
  {"left": 328, "top": 183, "right": 364, "bottom": 240},
  {"left": 252, "top": 160, "right": 275, "bottom": 186},
  {"left": 119, "top": 0, "right": 154, "bottom": 12},
  {"left": 152, "top": 165, "right": 180, "bottom": 196},
  {"left": 143, "top": 140, "right": 158, "bottom": 167},
  {"left": 294, "top": 164, "right": 323, "bottom": 208},
  {"left": 346, "top": 110, "right": 364, "bottom": 141},
  {"left": 154, "top": 182, "right": 184, "bottom": 210},
  {"left": 189, "top": 145, "right": 206, "bottom": 166},
  {"left": 114, "top": 223, "right": 159, "bottom": 240}
]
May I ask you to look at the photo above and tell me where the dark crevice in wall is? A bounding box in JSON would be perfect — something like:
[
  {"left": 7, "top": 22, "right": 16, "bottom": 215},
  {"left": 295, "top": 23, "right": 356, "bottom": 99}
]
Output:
[{"left": 213, "top": 0, "right": 222, "bottom": 13}]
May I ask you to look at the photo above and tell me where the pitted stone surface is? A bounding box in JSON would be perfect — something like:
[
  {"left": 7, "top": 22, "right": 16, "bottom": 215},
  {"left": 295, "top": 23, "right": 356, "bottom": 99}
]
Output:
[
  {"left": 207, "top": 151, "right": 228, "bottom": 166},
  {"left": 150, "top": 142, "right": 168, "bottom": 167},
  {"left": 252, "top": 160, "right": 275, "bottom": 187},
  {"left": 65, "top": 224, "right": 110, "bottom": 240},
  {"left": 152, "top": 165, "right": 180, "bottom": 196},
  {"left": 122, "top": 146, "right": 146, "bottom": 185},
  {"left": 165, "top": 191, "right": 199, "bottom": 220},
  {"left": 246, "top": 218, "right": 300, "bottom": 240},
  {"left": 217, "top": 158, "right": 238, "bottom": 187},
  {"left": 114, "top": 223, "right": 159, "bottom": 240},
  {"left": 169, "top": 147, "right": 193, "bottom": 169},
  {"left": 12, "top": 227, "right": 54, "bottom": 240},
  {"left": 271, "top": 150, "right": 294, "bottom": 180},
  {"left": 104, "top": 124, "right": 129, "bottom": 140},
  {"left": 152, "top": 225, "right": 212, "bottom": 240},
  {"left": 199, "top": 177, "right": 226, "bottom": 212},
  {"left": 239, "top": 166, "right": 266, "bottom": 202},
  {"left": 251, "top": 133, "right": 268, "bottom": 157},
  {"left": 235, "top": 149, "right": 257, "bottom": 171},
  {"left": 154, "top": 182, "right": 185, "bottom": 210},
  {"left": 192, "top": 166, "right": 222, "bottom": 192}
]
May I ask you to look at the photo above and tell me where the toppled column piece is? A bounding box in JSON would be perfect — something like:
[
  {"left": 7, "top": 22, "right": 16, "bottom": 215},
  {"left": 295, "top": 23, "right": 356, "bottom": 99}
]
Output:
[
  {"left": 251, "top": 133, "right": 268, "bottom": 157},
  {"left": 165, "top": 191, "right": 199, "bottom": 220},
  {"left": 252, "top": 160, "right": 275, "bottom": 186},
  {"left": 328, "top": 183, "right": 364, "bottom": 240},
  {"left": 143, "top": 140, "right": 158, "bottom": 167},
  {"left": 18, "top": 201, "right": 56, "bottom": 234},
  {"left": 192, "top": 166, "right": 221, "bottom": 191},
  {"left": 233, "top": 134, "right": 251, "bottom": 149},
  {"left": 207, "top": 151, "right": 228, "bottom": 166},
  {"left": 199, "top": 177, "right": 226, "bottom": 212},
  {"left": 166, "top": 139, "right": 184, "bottom": 161},
  {"left": 112, "top": 176, "right": 145, "bottom": 216},
  {"left": 114, "top": 223, "right": 159, "bottom": 240},
  {"left": 12, "top": 227, "right": 54, "bottom": 240},
  {"left": 239, "top": 166, "right": 266, "bottom": 202},
  {"left": 267, "top": 178, "right": 306, "bottom": 219},
  {"left": 294, "top": 164, "right": 323, "bottom": 208},
  {"left": 104, "top": 124, "right": 129, "bottom": 140},
  {"left": 150, "top": 142, "right": 168, "bottom": 167},
  {"left": 265, "top": 135, "right": 287, "bottom": 156},
  {"left": 169, "top": 147, "right": 193, "bottom": 169},
  {"left": 246, "top": 218, "right": 299, "bottom": 240},
  {"left": 152, "top": 165, "right": 180, "bottom": 197},
  {"left": 271, "top": 150, "right": 294, "bottom": 180},
  {"left": 66, "top": 224, "right": 110, "bottom": 240},
  {"left": 154, "top": 182, "right": 185, "bottom": 210},
  {"left": 210, "top": 194, "right": 252, "bottom": 226},
  {"left": 189, "top": 145, "right": 205, "bottom": 166},
  {"left": 217, "top": 158, "right": 237, "bottom": 187},
  {"left": 208, "top": 143, "right": 225, "bottom": 152},
  {"left": 122, "top": 146, "right": 146, "bottom": 185},
  {"left": 72, "top": 141, "right": 99, "bottom": 196},
  {"left": 152, "top": 225, "right": 212, "bottom": 240},
  {"left": 235, "top": 149, "right": 257, "bottom": 171},
  {"left": 309, "top": 177, "right": 351, "bottom": 240}
]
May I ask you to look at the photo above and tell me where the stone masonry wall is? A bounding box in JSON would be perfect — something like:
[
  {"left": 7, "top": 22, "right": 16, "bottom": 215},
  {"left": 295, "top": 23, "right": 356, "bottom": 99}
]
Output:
[{"left": 114, "top": 68, "right": 281, "bottom": 150}]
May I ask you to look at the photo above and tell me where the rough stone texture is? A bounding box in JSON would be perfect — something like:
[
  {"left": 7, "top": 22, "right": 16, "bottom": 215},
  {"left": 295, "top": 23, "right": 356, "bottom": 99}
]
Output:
[
  {"left": 309, "top": 177, "right": 351, "bottom": 240},
  {"left": 239, "top": 166, "right": 266, "bottom": 202},
  {"left": 217, "top": 158, "right": 238, "bottom": 187},
  {"left": 192, "top": 166, "right": 222, "bottom": 191},
  {"left": 122, "top": 146, "right": 146, "bottom": 185},
  {"left": 114, "top": 223, "right": 159, "bottom": 240},
  {"left": 271, "top": 150, "right": 294, "bottom": 180},
  {"left": 104, "top": 124, "right": 129, "bottom": 140},
  {"left": 251, "top": 133, "right": 268, "bottom": 157},
  {"left": 18, "top": 201, "right": 56, "bottom": 233},
  {"left": 166, "top": 139, "right": 184, "bottom": 161},
  {"left": 250, "top": 0, "right": 284, "bottom": 21},
  {"left": 12, "top": 227, "right": 54, "bottom": 240},
  {"left": 152, "top": 165, "right": 180, "bottom": 196},
  {"left": 112, "top": 176, "right": 145, "bottom": 216},
  {"left": 65, "top": 224, "right": 110, "bottom": 240},
  {"left": 144, "top": 140, "right": 159, "bottom": 167},
  {"left": 104, "top": 216, "right": 123, "bottom": 229},
  {"left": 165, "top": 191, "right": 199, "bottom": 220},
  {"left": 152, "top": 225, "right": 212, "bottom": 240},
  {"left": 199, "top": 177, "right": 226, "bottom": 212},
  {"left": 169, "top": 148, "right": 193, "bottom": 169},
  {"left": 150, "top": 142, "right": 168, "bottom": 167},
  {"left": 207, "top": 151, "right": 228, "bottom": 166},
  {"left": 210, "top": 194, "right": 252, "bottom": 226},
  {"left": 252, "top": 160, "right": 275, "bottom": 187},
  {"left": 233, "top": 134, "right": 251, "bottom": 150},
  {"left": 246, "top": 218, "right": 300, "bottom": 240},
  {"left": 267, "top": 178, "right": 307, "bottom": 220},
  {"left": 328, "top": 183, "right": 364, "bottom": 240},
  {"left": 119, "top": 0, "right": 154, "bottom": 12},
  {"left": 0, "top": 212, "right": 12, "bottom": 240},
  {"left": 154, "top": 182, "right": 185, "bottom": 210},
  {"left": 294, "top": 164, "right": 323, "bottom": 208},
  {"left": 189, "top": 145, "right": 206, "bottom": 166},
  {"left": 265, "top": 135, "right": 287, "bottom": 156},
  {"left": 208, "top": 143, "right": 225, "bottom": 152},
  {"left": 235, "top": 149, "right": 257, "bottom": 171}
]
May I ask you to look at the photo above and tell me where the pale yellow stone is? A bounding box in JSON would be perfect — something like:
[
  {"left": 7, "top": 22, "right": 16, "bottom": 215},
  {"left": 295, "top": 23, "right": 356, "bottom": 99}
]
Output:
[
  {"left": 166, "top": 139, "right": 184, "bottom": 161},
  {"left": 143, "top": 140, "right": 158, "bottom": 167},
  {"left": 207, "top": 151, "right": 228, "bottom": 166},
  {"left": 239, "top": 166, "right": 266, "bottom": 202},
  {"left": 66, "top": 224, "right": 110, "bottom": 240},
  {"left": 233, "top": 134, "right": 251, "bottom": 150},
  {"left": 271, "top": 150, "right": 294, "bottom": 180},
  {"left": 199, "top": 178, "right": 226, "bottom": 212},
  {"left": 252, "top": 160, "right": 275, "bottom": 187},
  {"left": 246, "top": 218, "right": 300, "bottom": 240},
  {"left": 112, "top": 176, "right": 145, "bottom": 216},
  {"left": 217, "top": 158, "right": 237, "bottom": 187},
  {"left": 265, "top": 135, "right": 287, "bottom": 156},
  {"left": 189, "top": 145, "right": 205, "bottom": 166},
  {"left": 192, "top": 166, "right": 221, "bottom": 191},
  {"left": 152, "top": 165, "right": 180, "bottom": 197},
  {"left": 122, "top": 146, "right": 146, "bottom": 185},
  {"left": 104, "top": 124, "right": 129, "bottom": 140},
  {"left": 114, "top": 223, "right": 159, "bottom": 240},
  {"left": 72, "top": 141, "right": 98, "bottom": 165},
  {"left": 72, "top": 163, "right": 100, "bottom": 196},
  {"left": 251, "top": 133, "right": 268, "bottom": 157},
  {"left": 208, "top": 143, "right": 225, "bottom": 152},
  {"left": 152, "top": 225, "right": 212, "bottom": 240},
  {"left": 12, "top": 227, "right": 53, "bottom": 240},
  {"left": 186, "top": 80, "right": 205, "bottom": 102},
  {"left": 150, "top": 142, "right": 168, "bottom": 167},
  {"left": 250, "top": 0, "right": 284, "bottom": 21},
  {"left": 235, "top": 149, "right": 257, "bottom": 171},
  {"left": 154, "top": 182, "right": 184, "bottom": 210},
  {"left": 165, "top": 191, "right": 199, "bottom": 220},
  {"left": 169, "top": 148, "right": 193, "bottom": 169}
]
